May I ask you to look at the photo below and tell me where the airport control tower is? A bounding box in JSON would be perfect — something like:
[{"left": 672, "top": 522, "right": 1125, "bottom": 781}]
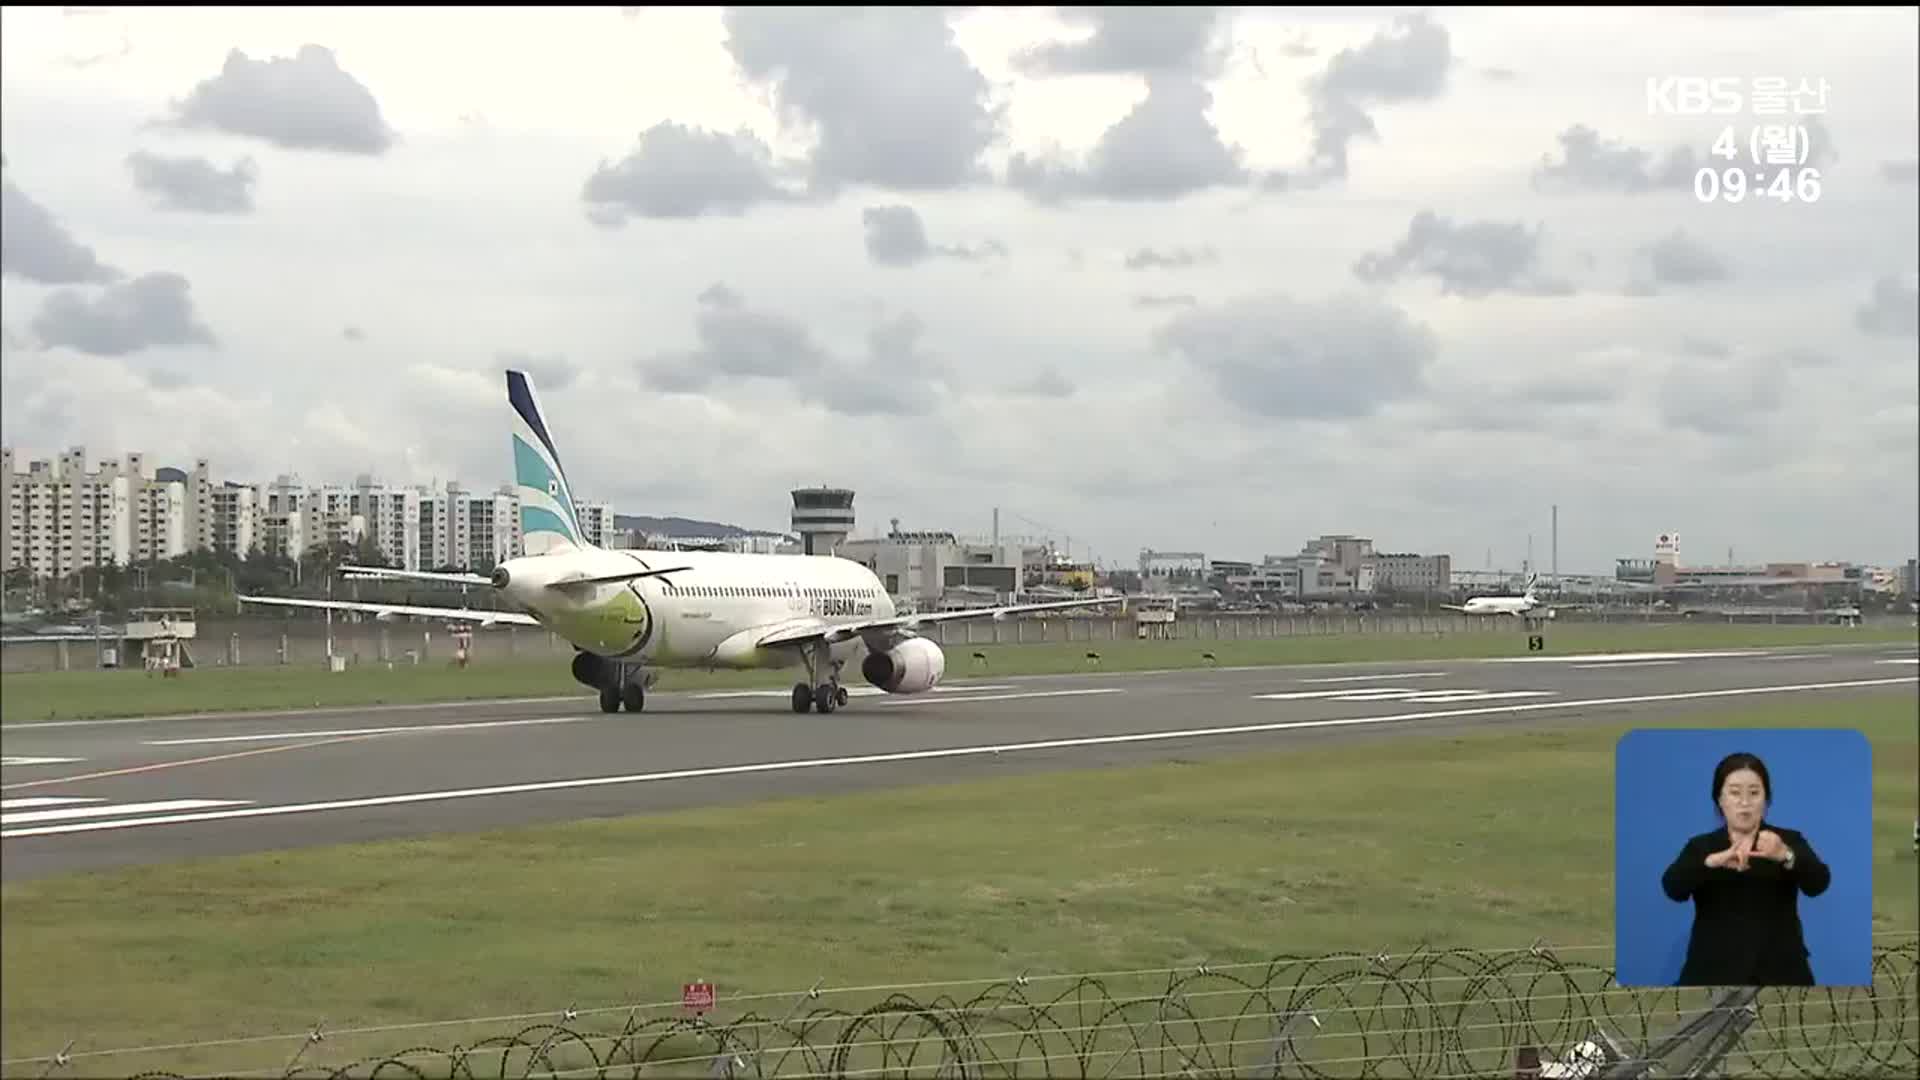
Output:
[{"left": 791, "top": 486, "right": 855, "bottom": 556}]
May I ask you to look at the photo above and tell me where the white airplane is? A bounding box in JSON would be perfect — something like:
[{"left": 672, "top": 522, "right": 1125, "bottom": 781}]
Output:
[
  {"left": 1440, "top": 574, "right": 1553, "bottom": 618},
  {"left": 238, "top": 369, "right": 1125, "bottom": 715}
]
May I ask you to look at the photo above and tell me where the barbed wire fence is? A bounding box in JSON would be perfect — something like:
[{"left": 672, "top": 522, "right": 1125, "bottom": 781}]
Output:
[{"left": 7, "top": 935, "right": 1914, "bottom": 1079}]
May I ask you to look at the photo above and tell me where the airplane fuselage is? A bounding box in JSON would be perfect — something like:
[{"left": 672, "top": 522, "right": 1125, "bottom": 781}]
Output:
[
  {"left": 491, "top": 547, "right": 898, "bottom": 669},
  {"left": 1458, "top": 596, "right": 1540, "bottom": 616}
]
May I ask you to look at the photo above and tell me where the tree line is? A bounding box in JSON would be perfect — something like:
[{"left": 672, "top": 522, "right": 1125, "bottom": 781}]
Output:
[{"left": 3, "top": 537, "right": 505, "bottom": 620}]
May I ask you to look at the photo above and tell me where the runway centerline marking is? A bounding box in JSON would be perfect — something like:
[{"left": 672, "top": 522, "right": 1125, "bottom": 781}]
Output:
[
  {"left": 1251, "top": 687, "right": 1555, "bottom": 703},
  {"left": 2, "top": 675, "right": 1910, "bottom": 840},
  {"left": 883, "top": 688, "right": 1126, "bottom": 706},
  {"left": 1, "top": 757, "right": 84, "bottom": 767},
  {"left": 1482, "top": 650, "right": 1773, "bottom": 664},
  {"left": 143, "top": 715, "right": 592, "bottom": 747},
  {"left": 1297, "top": 673, "right": 1446, "bottom": 684}
]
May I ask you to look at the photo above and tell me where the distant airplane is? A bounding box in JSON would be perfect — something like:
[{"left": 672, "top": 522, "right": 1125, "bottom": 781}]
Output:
[
  {"left": 239, "top": 370, "right": 1123, "bottom": 714},
  {"left": 1440, "top": 573, "right": 1553, "bottom": 618}
]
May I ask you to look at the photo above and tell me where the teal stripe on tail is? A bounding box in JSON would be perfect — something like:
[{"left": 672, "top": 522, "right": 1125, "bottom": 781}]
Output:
[{"left": 507, "top": 369, "right": 590, "bottom": 554}]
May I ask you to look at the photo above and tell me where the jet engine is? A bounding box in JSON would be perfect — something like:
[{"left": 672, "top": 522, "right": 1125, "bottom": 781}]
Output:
[
  {"left": 571, "top": 649, "right": 607, "bottom": 689},
  {"left": 861, "top": 637, "right": 946, "bottom": 694}
]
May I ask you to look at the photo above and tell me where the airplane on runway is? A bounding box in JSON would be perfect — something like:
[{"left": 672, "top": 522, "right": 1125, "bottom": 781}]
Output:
[
  {"left": 1440, "top": 574, "right": 1553, "bottom": 619},
  {"left": 238, "top": 370, "right": 1124, "bottom": 715}
]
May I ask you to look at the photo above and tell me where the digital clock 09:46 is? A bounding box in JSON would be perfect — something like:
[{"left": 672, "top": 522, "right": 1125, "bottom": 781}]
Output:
[{"left": 1695, "top": 166, "right": 1822, "bottom": 204}]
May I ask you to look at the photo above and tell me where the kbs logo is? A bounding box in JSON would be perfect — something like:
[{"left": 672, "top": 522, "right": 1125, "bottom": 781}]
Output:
[{"left": 1646, "top": 76, "right": 1743, "bottom": 116}]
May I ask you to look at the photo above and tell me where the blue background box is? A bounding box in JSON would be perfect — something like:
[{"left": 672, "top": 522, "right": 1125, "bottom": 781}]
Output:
[{"left": 1614, "top": 727, "right": 1874, "bottom": 987}]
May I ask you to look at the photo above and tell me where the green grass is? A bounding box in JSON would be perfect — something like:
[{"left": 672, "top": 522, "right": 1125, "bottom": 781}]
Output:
[
  {"left": 3, "top": 621, "right": 1911, "bottom": 723},
  {"left": 2, "top": 692, "right": 1914, "bottom": 1077}
]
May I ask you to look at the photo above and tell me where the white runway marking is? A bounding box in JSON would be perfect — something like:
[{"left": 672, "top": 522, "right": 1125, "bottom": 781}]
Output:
[
  {"left": 1297, "top": 672, "right": 1446, "bottom": 684},
  {"left": 692, "top": 685, "right": 1015, "bottom": 699},
  {"left": 1, "top": 694, "right": 594, "bottom": 730},
  {"left": 1482, "top": 650, "right": 1771, "bottom": 664},
  {"left": 144, "top": 715, "right": 592, "bottom": 747},
  {"left": 1878, "top": 658, "right": 1919, "bottom": 665},
  {"left": 1572, "top": 661, "right": 1680, "bottom": 669},
  {"left": 2, "top": 799, "right": 247, "bottom": 826},
  {"left": 1251, "top": 687, "right": 1556, "bottom": 704},
  {"left": 885, "top": 688, "right": 1126, "bottom": 706},
  {"left": 4, "top": 675, "right": 1909, "bottom": 840},
  {"left": 1, "top": 797, "right": 105, "bottom": 810},
  {"left": 1, "top": 756, "right": 84, "bottom": 767}
]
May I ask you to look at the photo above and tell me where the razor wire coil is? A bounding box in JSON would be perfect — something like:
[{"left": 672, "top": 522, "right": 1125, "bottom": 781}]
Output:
[{"left": 53, "top": 938, "right": 1916, "bottom": 1080}]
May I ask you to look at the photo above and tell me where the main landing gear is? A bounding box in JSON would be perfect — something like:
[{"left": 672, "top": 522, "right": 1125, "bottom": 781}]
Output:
[
  {"left": 594, "top": 662, "right": 652, "bottom": 713},
  {"left": 599, "top": 682, "right": 646, "bottom": 713},
  {"left": 791, "top": 644, "right": 850, "bottom": 713}
]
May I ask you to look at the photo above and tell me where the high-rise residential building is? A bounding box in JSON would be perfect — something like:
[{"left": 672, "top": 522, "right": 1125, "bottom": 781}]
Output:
[
  {"left": 2, "top": 444, "right": 616, "bottom": 579},
  {"left": 1, "top": 446, "right": 193, "bottom": 579},
  {"left": 419, "top": 483, "right": 519, "bottom": 571},
  {"left": 208, "top": 481, "right": 258, "bottom": 557},
  {"left": 576, "top": 501, "right": 616, "bottom": 549}
]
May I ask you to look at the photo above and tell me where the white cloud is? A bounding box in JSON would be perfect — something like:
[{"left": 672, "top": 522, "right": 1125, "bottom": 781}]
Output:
[{"left": 1, "top": 4, "right": 1915, "bottom": 573}]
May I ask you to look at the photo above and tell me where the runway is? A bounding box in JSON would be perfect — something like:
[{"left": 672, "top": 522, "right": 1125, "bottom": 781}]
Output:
[{"left": 3, "top": 643, "right": 1914, "bottom": 882}]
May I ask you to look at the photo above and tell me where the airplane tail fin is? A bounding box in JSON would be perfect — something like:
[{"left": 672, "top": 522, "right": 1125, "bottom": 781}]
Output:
[{"left": 507, "top": 369, "right": 591, "bottom": 555}]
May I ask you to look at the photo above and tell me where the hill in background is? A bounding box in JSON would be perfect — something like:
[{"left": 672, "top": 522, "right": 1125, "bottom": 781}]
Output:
[{"left": 614, "top": 514, "right": 791, "bottom": 540}]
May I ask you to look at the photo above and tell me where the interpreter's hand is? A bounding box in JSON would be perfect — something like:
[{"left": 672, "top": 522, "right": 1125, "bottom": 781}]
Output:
[
  {"left": 1705, "top": 841, "right": 1750, "bottom": 871},
  {"left": 1751, "top": 830, "right": 1791, "bottom": 863}
]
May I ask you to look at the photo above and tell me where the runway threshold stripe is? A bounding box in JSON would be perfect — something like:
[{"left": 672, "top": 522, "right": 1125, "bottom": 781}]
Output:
[{"left": 3, "top": 675, "right": 1911, "bottom": 841}]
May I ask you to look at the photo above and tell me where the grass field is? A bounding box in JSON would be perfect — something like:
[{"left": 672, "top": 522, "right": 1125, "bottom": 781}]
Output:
[
  {"left": 2, "top": 621, "right": 1911, "bottom": 723},
  {"left": 2, "top": 692, "right": 1914, "bottom": 1076}
]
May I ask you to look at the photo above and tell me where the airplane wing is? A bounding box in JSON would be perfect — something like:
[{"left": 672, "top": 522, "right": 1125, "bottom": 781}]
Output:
[
  {"left": 754, "top": 594, "right": 1127, "bottom": 649},
  {"left": 335, "top": 565, "right": 494, "bottom": 587},
  {"left": 545, "top": 565, "right": 693, "bottom": 591},
  {"left": 237, "top": 595, "right": 543, "bottom": 626}
]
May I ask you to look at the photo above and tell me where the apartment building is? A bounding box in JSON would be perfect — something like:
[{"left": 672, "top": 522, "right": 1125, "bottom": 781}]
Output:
[
  {"left": 576, "top": 501, "right": 616, "bottom": 550},
  {"left": 419, "top": 483, "right": 518, "bottom": 571},
  {"left": 2, "top": 445, "right": 619, "bottom": 580},
  {"left": 1, "top": 446, "right": 201, "bottom": 579}
]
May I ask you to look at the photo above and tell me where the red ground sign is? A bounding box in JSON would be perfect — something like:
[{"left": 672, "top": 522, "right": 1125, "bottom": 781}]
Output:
[{"left": 683, "top": 981, "right": 715, "bottom": 1013}]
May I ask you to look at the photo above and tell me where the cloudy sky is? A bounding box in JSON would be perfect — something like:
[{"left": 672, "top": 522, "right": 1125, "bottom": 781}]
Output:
[{"left": 2, "top": 5, "right": 1915, "bottom": 575}]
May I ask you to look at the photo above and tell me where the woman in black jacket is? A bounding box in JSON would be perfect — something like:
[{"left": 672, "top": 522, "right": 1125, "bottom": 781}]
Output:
[{"left": 1660, "top": 751, "right": 1832, "bottom": 986}]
